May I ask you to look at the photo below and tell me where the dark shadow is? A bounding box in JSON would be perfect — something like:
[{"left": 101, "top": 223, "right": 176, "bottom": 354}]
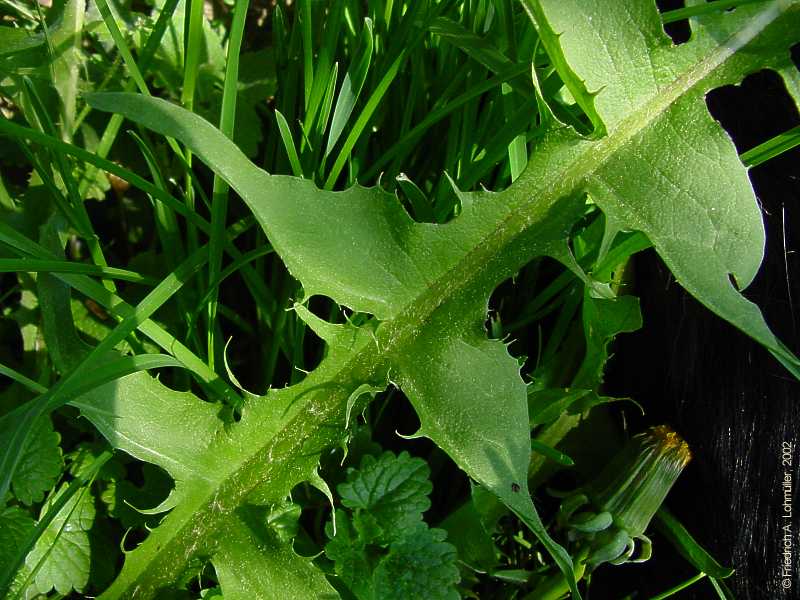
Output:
[
  {"left": 656, "top": 0, "right": 691, "bottom": 45},
  {"left": 602, "top": 65, "right": 800, "bottom": 599}
]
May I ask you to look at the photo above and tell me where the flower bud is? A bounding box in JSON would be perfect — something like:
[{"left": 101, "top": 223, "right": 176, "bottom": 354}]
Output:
[{"left": 588, "top": 425, "right": 691, "bottom": 539}]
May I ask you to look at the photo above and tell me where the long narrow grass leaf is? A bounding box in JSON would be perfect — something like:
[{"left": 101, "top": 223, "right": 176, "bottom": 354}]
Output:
[
  {"left": 0, "top": 362, "right": 47, "bottom": 394},
  {"left": 208, "top": 0, "right": 251, "bottom": 370},
  {"left": 275, "top": 109, "right": 305, "bottom": 177},
  {"left": 325, "top": 17, "right": 374, "bottom": 157},
  {"left": 0, "top": 259, "right": 157, "bottom": 284},
  {"left": 740, "top": 124, "right": 800, "bottom": 166},
  {"left": 93, "top": 0, "right": 149, "bottom": 94}
]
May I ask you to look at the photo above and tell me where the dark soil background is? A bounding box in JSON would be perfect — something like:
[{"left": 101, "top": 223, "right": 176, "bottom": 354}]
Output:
[{"left": 594, "top": 8, "right": 800, "bottom": 598}]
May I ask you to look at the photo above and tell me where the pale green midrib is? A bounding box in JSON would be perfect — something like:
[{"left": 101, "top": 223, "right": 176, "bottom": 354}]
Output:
[
  {"left": 104, "top": 345, "right": 380, "bottom": 597},
  {"left": 517, "top": 1, "right": 788, "bottom": 193},
  {"left": 379, "top": 1, "right": 790, "bottom": 344},
  {"left": 103, "top": 8, "right": 789, "bottom": 596}
]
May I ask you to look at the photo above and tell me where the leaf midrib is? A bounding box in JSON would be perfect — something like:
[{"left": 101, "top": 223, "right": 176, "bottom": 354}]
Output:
[{"left": 101, "top": 6, "right": 789, "bottom": 596}]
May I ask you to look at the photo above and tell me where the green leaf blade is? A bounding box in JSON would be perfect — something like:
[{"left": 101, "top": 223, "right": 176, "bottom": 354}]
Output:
[
  {"left": 212, "top": 507, "right": 339, "bottom": 600},
  {"left": 0, "top": 414, "right": 63, "bottom": 506},
  {"left": 25, "top": 484, "right": 96, "bottom": 597}
]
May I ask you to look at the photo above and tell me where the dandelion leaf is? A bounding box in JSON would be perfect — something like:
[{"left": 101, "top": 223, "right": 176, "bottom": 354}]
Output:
[{"left": 69, "top": 1, "right": 800, "bottom": 597}]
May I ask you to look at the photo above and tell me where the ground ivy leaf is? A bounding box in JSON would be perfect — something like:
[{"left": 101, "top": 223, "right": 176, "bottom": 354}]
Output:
[
  {"left": 326, "top": 456, "right": 460, "bottom": 600},
  {"left": 25, "top": 484, "right": 96, "bottom": 596},
  {"left": 324, "top": 510, "right": 373, "bottom": 598},
  {"left": 0, "top": 412, "right": 63, "bottom": 506},
  {"left": 338, "top": 451, "right": 432, "bottom": 541},
  {"left": 0, "top": 506, "right": 36, "bottom": 598},
  {"left": 372, "top": 525, "right": 460, "bottom": 600},
  {"left": 0, "top": 506, "right": 35, "bottom": 566}
]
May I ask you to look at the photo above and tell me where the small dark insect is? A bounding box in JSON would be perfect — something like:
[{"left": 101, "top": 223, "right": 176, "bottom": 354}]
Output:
[
  {"left": 511, "top": 482, "right": 520, "bottom": 493},
  {"left": 85, "top": 299, "right": 110, "bottom": 321}
]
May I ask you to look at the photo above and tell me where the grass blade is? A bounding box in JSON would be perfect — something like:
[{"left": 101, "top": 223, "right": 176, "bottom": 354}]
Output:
[
  {"left": 655, "top": 507, "right": 735, "bottom": 579},
  {"left": 0, "top": 259, "right": 158, "bottom": 285},
  {"left": 208, "top": 0, "right": 251, "bottom": 370},
  {"left": 93, "top": 0, "right": 149, "bottom": 95},
  {"left": 275, "top": 109, "right": 305, "bottom": 177},
  {"left": 740, "top": 124, "right": 800, "bottom": 166},
  {"left": 77, "top": 0, "right": 181, "bottom": 196},
  {"left": 323, "top": 51, "right": 405, "bottom": 189},
  {"left": 661, "top": 0, "right": 768, "bottom": 23},
  {"left": 0, "top": 362, "right": 47, "bottom": 394},
  {"left": 0, "top": 220, "right": 238, "bottom": 402},
  {"left": 325, "top": 17, "right": 374, "bottom": 157}
]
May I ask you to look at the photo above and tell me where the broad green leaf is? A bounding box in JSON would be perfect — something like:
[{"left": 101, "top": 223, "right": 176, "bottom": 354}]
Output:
[
  {"left": 0, "top": 507, "right": 35, "bottom": 596},
  {"left": 325, "top": 452, "right": 460, "bottom": 600},
  {"left": 0, "top": 27, "right": 45, "bottom": 55},
  {"left": 0, "top": 507, "right": 36, "bottom": 568},
  {"left": 25, "top": 484, "right": 96, "bottom": 596},
  {"left": 372, "top": 525, "right": 460, "bottom": 600},
  {"left": 0, "top": 450, "right": 112, "bottom": 597},
  {"left": 211, "top": 506, "right": 338, "bottom": 600},
  {"left": 0, "top": 412, "right": 62, "bottom": 506},
  {"left": 33, "top": 256, "right": 380, "bottom": 597},
  {"left": 32, "top": 265, "right": 223, "bottom": 515},
  {"left": 338, "top": 451, "right": 432, "bottom": 541},
  {"left": 324, "top": 511, "right": 372, "bottom": 597},
  {"left": 37, "top": 272, "right": 225, "bottom": 513}
]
